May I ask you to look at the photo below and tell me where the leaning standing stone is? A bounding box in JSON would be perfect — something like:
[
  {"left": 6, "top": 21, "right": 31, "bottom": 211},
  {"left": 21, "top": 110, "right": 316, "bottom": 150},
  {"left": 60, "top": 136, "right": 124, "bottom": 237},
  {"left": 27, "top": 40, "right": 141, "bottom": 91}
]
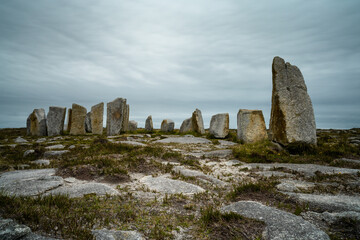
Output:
[
  {"left": 161, "top": 119, "right": 174, "bottom": 132},
  {"left": 192, "top": 109, "right": 205, "bottom": 134},
  {"left": 128, "top": 120, "right": 138, "bottom": 131},
  {"left": 91, "top": 102, "right": 104, "bottom": 135},
  {"left": 85, "top": 112, "right": 92, "bottom": 133},
  {"left": 66, "top": 108, "right": 72, "bottom": 132},
  {"left": 145, "top": 115, "right": 153, "bottom": 132},
  {"left": 270, "top": 56, "right": 317, "bottom": 145},
  {"left": 180, "top": 118, "right": 193, "bottom": 133},
  {"left": 47, "top": 106, "right": 66, "bottom": 136},
  {"left": 106, "top": 98, "right": 126, "bottom": 136},
  {"left": 26, "top": 108, "right": 47, "bottom": 136},
  {"left": 237, "top": 109, "right": 268, "bottom": 143},
  {"left": 69, "top": 104, "right": 87, "bottom": 135},
  {"left": 209, "top": 113, "right": 229, "bottom": 138}
]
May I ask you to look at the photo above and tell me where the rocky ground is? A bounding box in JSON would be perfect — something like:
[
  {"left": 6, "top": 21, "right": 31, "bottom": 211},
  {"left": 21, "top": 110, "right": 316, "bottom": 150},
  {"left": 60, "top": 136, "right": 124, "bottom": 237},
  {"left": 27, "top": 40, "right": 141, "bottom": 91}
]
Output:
[{"left": 0, "top": 128, "right": 359, "bottom": 240}]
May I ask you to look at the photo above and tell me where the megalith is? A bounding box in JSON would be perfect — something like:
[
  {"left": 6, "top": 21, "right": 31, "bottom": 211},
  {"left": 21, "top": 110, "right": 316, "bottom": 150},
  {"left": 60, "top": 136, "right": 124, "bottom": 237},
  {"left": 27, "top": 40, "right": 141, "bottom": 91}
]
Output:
[
  {"left": 161, "top": 119, "right": 174, "bottom": 132},
  {"left": 47, "top": 106, "right": 66, "bottom": 136},
  {"left": 91, "top": 102, "right": 104, "bottom": 135},
  {"left": 192, "top": 109, "right": 205, "bottom": 134},
  {"left": 145, "top": 115, "right": 153, "bottom": 132},
  {"left": 269, "top": 56, "right": 316, "bottom": 145},
  {"left": 106, "top": 98, "right": 127, "bottom": 136},
  {"left": 180, "top": 118, "right": 193, "bottom": 133},
  {"left": 69, "top": 104, "right": 87, "bottom": 135},
  {"left": 209, "top": 113, "right": 229, "bottom": 139},
  {"left": 121, "top": 104, "right": 130, "bottom": 132},
  {"left": 237, "top": 109, "right": 268, "bottom": 143},
  {"left": 26, "top": 108, "right": 47, "bottom": 136}
]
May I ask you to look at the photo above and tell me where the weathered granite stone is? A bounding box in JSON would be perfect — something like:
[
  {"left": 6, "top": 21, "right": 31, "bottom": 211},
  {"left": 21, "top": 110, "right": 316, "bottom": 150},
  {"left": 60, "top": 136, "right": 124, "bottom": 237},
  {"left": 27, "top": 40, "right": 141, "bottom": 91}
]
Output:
[
  {"left": 69, "top": 104, "right": 87, "bottom": 135},
  {"left": 27, "top": 108, "right": 47, "bottom": 136},
  {"left": 128, "top": 120, "right": 137, "bottom": 131},
  {"left": 192, "top": 108, "right": 205, "bottom": 134},
  {"left": 91, "top": 102, "right": 104, "bottom": 135},
  {"left": 66, "top": 108, "right": 72, "bottom": 132},
  {"left": 46, "top": 182, "right": 118, "bottom": 198},
  {"left": 85, "top": 112, "right": 92, "bottom": 133},
  {"left": 145, "top": 115, "right": 153, "bottom": 132},
  {"left": 92, "top": 229, "right": 145, "bottom": 240},
  {"left": 161, "top": 119, "right": 174, "bottom": 132},
  {"left": 47, "top": 106, "right": 66, "bottom": 136},
  {"left": 222, "top": 201, "right": 329, "bottom": 240},
  {"left": 270, "top": 56, "right": 317, "bottom": 145},
  {"left": 121, "top": 104, "right": 130, "bottom": 132},
  {"left": 106, "top": 98, "right": 127, "bottom": 136},
  {"left": 209, "top": 113, "right": 229, "bottom": 138},
  {"left": 154, "top": 135, "right": 211, "bottom": 144},
  {"left": 15, "top": 137, "right": 28, "bottom": 143},
  {"left": 237, "top": 109, "right": 268, "bottom": 143},
  {"left": 179, "top": 118, "right": 193, "bottom": 133}
]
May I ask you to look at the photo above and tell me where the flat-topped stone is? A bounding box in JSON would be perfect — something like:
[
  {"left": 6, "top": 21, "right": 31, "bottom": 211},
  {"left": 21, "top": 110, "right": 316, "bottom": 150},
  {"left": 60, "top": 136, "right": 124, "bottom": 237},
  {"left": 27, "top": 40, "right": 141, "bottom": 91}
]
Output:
[
  {"left": 237, "top": 109, "right": 268, "bottom": 143},
  {"left": 47, "top": 106, "right": 66, "bottom": 136},
  {"left": 46, "top": 182, "right": 118, "bottom": 198},
  {"left": 69, "top": 103, "right": 87, "bottom": 135},
  {"left": 91, "top": 102, "right": 104, "bottom": 135},
  {"left": 222, "top": 201, "right": 329, "bottom": 240},
  {"left": 209, "top": 113, "right": 229, "bottom": 138}
]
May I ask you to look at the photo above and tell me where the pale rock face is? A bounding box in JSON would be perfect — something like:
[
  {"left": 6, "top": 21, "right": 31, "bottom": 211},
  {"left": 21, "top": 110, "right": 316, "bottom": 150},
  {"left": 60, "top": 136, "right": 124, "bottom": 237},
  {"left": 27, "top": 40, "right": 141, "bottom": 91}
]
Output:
[
  {"left": 145, "top": 115, "right": 153, "bottom": 132},
  {"left": 192, "top": 109, "right": 205, "bottom": 134},
  {"left": 209, "top": 113, "right": 229, "bottom": 138},
  {"left": 122, "top": 104, "right": 130, "bottom": 132},
  {"left": 180, "top": 118, "right": 193, "bottom": 133},
  {"left": 26, "top": 108, "right": 47, "bottom": 136},
  {"left": 69, "top": 104, "right": 87, "bottom": 135},
  {"left": 237, "top": 109, "right": 268, "bottom": 143},
  {"left": 47, "top": 106, "right": 66, "bottom": 136},
  {"left": 270, "top": 56, "right": 316, "bottom": 145},
  {"left": 91, "top": 102, "right": 104, "bottom": 135},
  {"left": 128, "top": 120, "right": 138, "bottom": 131},
  {"left": 161, "top": 119, "right": 175, "bottom": 132},
  {"left": 85, "top": 112, "right": 92, "bottom": 133},
  {"left": 66, "top": 108, "right": 72, "bottom": 132},
  {"left": 106, "top": 98, "right": 127, "bottom": 136}
]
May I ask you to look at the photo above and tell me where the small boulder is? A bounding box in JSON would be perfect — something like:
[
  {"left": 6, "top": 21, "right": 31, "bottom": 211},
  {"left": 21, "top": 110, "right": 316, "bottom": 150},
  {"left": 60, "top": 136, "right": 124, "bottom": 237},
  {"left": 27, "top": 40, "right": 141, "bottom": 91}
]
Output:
[
  {"left": 91, "top": 102, "right": 104, "bottom": 135},
  {"left": 128, "top": 120, "right": 138, "bottom": 131},
  {"left": 145, "top": 115, "right": 153, "bottom": 132},
  {"left": 47, "top": 106, "right": 66, "bottom": 136},
  {"left": 26, "top": 108, "right": 47, "bottom": 136},
  {"left": 237, "top": 109, "right": 268, "bottom": 143},
  {"left": 69, "top": 104, "right": 87, "bottom": 135},
  {"left": 179, "top": 118, "right": 193, "bottom": 133},
  {"left": 209, "top": 113, "right": 229, "bottom": 138},
  {"left": 85, "top": 112, "right": 92, "bottom": 133},
  {"left": 161, "top": 119, "right": 174, "bottom": 132}
]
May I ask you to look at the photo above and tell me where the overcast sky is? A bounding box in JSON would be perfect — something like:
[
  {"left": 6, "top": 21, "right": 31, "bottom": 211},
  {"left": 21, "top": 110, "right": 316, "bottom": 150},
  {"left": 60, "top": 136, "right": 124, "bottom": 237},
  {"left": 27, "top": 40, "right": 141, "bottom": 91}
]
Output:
[{"left": 0, "top": 0, "right": 359, "bottom": 129}]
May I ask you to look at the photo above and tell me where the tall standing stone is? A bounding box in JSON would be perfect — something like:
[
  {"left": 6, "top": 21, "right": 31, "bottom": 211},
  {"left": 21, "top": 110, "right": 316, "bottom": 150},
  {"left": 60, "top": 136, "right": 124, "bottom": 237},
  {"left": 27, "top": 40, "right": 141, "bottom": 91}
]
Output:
[
  {"left": 47, "top": 106, "right": 66, "bottom": 136},
  {"left": 161, "top": 119, "right": 174, "bottom": 132},
  {"left": 69, "top": 104, "right": 87, "bottom": 135},
  {"left": 91, "top": 102, "right": 104, "bottom": 135},
  {"left": 237, "top": 109, "right": 268, "bottom": 143},
  {"left": 180, "top": 118, "right": 193, "bottom": 133},
  {"left": 85, "top": 112, "right": 92, "bottom": 133},
  {"left": 106, "top": 98, "right": 127, "bottom": 136},
  {"left": 270, "top": 57, "right": 316, "bottom": 145},
  {"left": 122, "top": 104, "right": 130, "bottom": 132},
  {"left": 209, "top": 113, "right": 229, "bottom": 139},
  {"left": 66, "top": 108, "right": 72, "bottom": 132},
  {"left": 192, "top": 108, "right": 205, "bottom": 134},
  {"left": 26, "top": 108, "right": 47, "bottom": 136},
  {"left": 145, "top": 115, "right": 153, "bottom": 132}
]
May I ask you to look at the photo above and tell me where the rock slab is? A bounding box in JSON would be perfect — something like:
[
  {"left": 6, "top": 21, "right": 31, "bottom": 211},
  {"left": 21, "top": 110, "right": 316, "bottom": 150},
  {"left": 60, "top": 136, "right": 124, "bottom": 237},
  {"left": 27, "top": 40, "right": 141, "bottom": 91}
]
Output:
[
  {"left": 209, "top": 113, "right": 229, "bottom": 138},
  {"left": 222, "top": 201, "right": 329, "bottom": 240},
  {"left": 269, "top": 56, "right": 316, "bottom": 145},
  {"left": 46, "top": 106, "right": 66, "bottom": 136},
  {"left": 161, "top": 119, "right": 174, "bottom": 132},
  {"left": 145, "top": 115, "right": 153, "bottom": 132},
  {"left": 69, "top": 104, "right": 87, "bottom": 135},
  {"left": 237, "top": 109, "right": 268, "bottom": 143},
  {"left": 91, "top": 102, "right": 104, "bottom": 135},
  {"left": 27, "top": 108, "right": 47, "bottom": 136},
  {"left": 107, "top": 98, "right": 127, "bottom": 136}
]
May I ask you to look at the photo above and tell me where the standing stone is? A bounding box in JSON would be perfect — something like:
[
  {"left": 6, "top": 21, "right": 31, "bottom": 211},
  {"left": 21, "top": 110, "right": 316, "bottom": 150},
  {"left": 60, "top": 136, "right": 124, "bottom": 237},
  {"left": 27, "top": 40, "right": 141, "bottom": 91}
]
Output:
[
  {"left": 209, "top": 113, "right": 229, "bottom": 139},
  {"left": 106, "top": 98, "right": 127, "bottom": 136},
  {"left": 192, "top": 109, "right": 205, "bottom": 134},
  {"left": 69, "top": 104, "right": 87, "bottom": 135},
  {"left": 66, "top": 108, "right": 72, "bottom": 132},
  {"left": 85, "top": 112, "right": 92, "bottom": 133},
  {"left": 145, "top": 115, "right": 153, "bottom": 132},
  {"left": 121, "top": 104, "right": 130, "bottom": 132},
  {"left": 237, "top": 109, "right": 268, "bottom": 143},
  {"left": 180, "top": 118, "right": 193, "bottom": 133},
  {"left": 26, "top": 109, "right": 47, "bottom": 136},
  {"left": 161, "top": 119, "right": 174, "bottom": 132},
  {"left": 91, "top": 102, "right": 104, "bottom": 135},
  {"left": 47, "top": 106, "right": 66, "bottom": 136},
  {"left": 270, "top": 57, "right": 317, "bottom": 145},
  {"left": 128, "top": 120, "right": 138, "bottom": 131}
]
